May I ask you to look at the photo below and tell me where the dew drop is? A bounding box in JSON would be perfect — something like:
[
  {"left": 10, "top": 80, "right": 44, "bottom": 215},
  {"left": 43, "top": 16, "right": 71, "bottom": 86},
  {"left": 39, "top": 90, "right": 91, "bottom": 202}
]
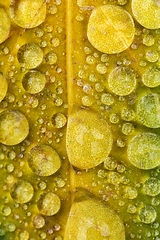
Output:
[
  {"left": 137, "top": 93, "right": 160, "bottom": 128},
  {"left": 142, "top": 67, "right": 160, "bottom": 88},
  {"left": 139, "top": 205, "right": 157, "bottom": 224},
  {"left": 28, "top": 144, "right": 61, "bottom": 176},
  {"left": 0, "top": 8, "right": 10, "bottom": 44},
  {"left": 10, "top": 0, "right": 46, "bottom": 28},
  {"left": 17, "top": 43, "right": 43, "bottom": 69},
  {"left": 22, "top": 70, "right": 46, "bottom": 94},
  {"left": 11, "top": 180, "right": 34, "bottom": 204},
  {"left": 33, "top": 215, "right": 45, "bottom": 229},
  {"left": 0, "top": 73, "right": 8, "bottom": 102},
  {"left": 45, "top": 51, "right": 58, "bottom": 65},
  {"left": 0, "top": 110, "right": 29, "bottom": 145},
  {"left": 108, "top": 67, "right": 137, "bottom": 96},
  {"left": 37, "top": 192, "right": 61, "bottom": 216},
  {"left": 143, "top": 178, "right": 160, "bottom": 196},
  {"left": 128, "top": 132, "right": 160, "bottom": 169}
]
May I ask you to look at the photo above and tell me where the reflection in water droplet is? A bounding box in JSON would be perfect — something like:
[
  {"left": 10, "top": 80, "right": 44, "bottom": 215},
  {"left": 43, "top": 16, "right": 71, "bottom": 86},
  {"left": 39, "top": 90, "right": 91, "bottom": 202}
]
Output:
[
  {"left": 11, "top": 180, "right": 34, "bottom": 203},
  {"left": 124, "top": 186, "right": 138, "bottom": 199},
  {"left": 33, "top": 215, "right": 45, "bottom": 229},
  {"left": 0, "top": 8, "right": 10, "bottom": 44},
  {"left": 128, "top": 132, "right": 160, "bottom": 169},
  {"left": 121, "top": 108, "right": 135, "bottom": 121},
  {"left": 0, "top": 110, "right": 29, "bottom": 145},
  {"left": 37, "top": 192, "right": 61, "bottom": 216},
  {"left": 87, "top": 5, "right": 135, "bottom": 54},
  {"left": 17, "top": 43, "right": 43, "bottom": 69},
  {"left": 142, "top": 67, "right": 160, "bottom": 88},
  {"left": 28, "top": 144, "right": 61, "bottom": 176},
  {"left": 122, "top": 123, "right": 134, "bottom": 135},
  {"left": 52, "top": 113, "right": 67, "bottom": 128},
  {"left": 19, "top": 230, "right": 30, "bottom": 240},
  {"left": 108, "top": 67, "right": 137, "bottom": 96},
  {"left": 144, "top": 178, "right": 160, "bottom": 196},
  {"left": 139, "top": 205, "right": 157, "bottom": 224},
  {"left": 137, "top": 94, "right": 160, "bottom": 128},
  {"left": 45, "top": 51, "right": 58, "bottom": 65},
  {"left": 10, "top": 0, "right": 46, "bottom": 28},
  {"left": 22, "top": 70, "right": 46, "bottom": 94},
  {"left": 101, "top": 93, "right": 114, "bottom": 106},
  {"left": 66, "top": 109, "right": 113, "bottom": 169}
]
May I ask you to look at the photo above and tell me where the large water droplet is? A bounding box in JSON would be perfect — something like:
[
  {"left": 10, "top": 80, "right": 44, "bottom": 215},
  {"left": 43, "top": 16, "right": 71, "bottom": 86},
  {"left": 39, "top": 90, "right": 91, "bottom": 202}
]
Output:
[
  {"left": 10, "top": 0, "right": 46, "bottom": 28},
  {"left": 87, "top": 5, "right": 135, "bottom": 54},
  {"left": 0, "top": 73, "right": 8, "bottom": 102},
  {"left": 66, "top": 109, "right": 113, "bottom": 169},
  {"left": 132, "top": 0, "right": 160, "bottom": 29},
  {"left": 64, "top": 191, "right": 125, "bottom": 240},
  {"left": 0, "top": 8, "right": 10, "bottom": 44}
]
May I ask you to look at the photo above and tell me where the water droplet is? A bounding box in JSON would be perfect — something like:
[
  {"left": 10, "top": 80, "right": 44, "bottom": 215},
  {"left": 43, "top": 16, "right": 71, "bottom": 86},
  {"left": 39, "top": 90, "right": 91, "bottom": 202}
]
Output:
[
  {"left": 0, "top": 8, "right": 10, "bottom": 44},
  {"left": 45, "top": 51, "right": 58, "bottom": 65},
  {"left": 96, "top": 63, "right": 107, "bottom": 74},
  {"left": 86, "top": 55, "right": 96, "bottom": 65},
  {"left": 52, "top": 113, "right": 67, "bottom": 128},
  {"left": 124, "top": 186, "right": 138, "bottom": 199},
  {"left": 95, "top": 83, "right": 104, "bottom": 93},
  {"left": 22, "top": 70, "right": 46, "bottom": 94},
  {"left": 7, "top": 223, "right": 16, "bottom": 232},
  {"left": 127, "top": 204, "right": 137, "bottom": 214},
  {"left": 37, "top": 192, "right": 61, "bottom": 216},
  {"left": 0, "top": 110, "right": 29, "bottom": 145},
  {"left": 0, "top": 73, "right": 8, "bottom": 102},
  {"left": 10, "top": 0, "right": 46, "bottom": 28},
  {"left": 146, "top": 50, "right": 159, "bottom": 63},
  {"left": 143, "top": 34, "right": 155, "bottom": 46},
  {"left": 66, "top": 109, "right": 113, "bottom": 169},
  {"left": 19, "top": 230, "right": 29, "bottom": 240},
  {"left": 132, "top": 0, "right": 160, "bottom": 29},
  {"left": 11, "top": 180, "right": 34, "bottom": 203},
  {"left": 108, "top": 67, "right": 137, "bottom": 96},
  {"left": 137, "top": 94, "right": 160, "bottom": 128},
  {"left": 17, "top": 43, "right": 43, "bottom": 69},
  {"left": 144, "top": 177, "right": 160, "bottom": 196},
  {"left": 51, "top": 38, "right": 60, "bottom": 47},
  {"left": 122, "top": 123, "right": 134, "bottom": 135},
  {"left": 104, "top": 157, "right": 117, "bottom": 170},
  {"left": 87, "top": 5, "right": 135, "bottom": 54},
  {"left": 121, "top": 108, "right": 135, "bottom": 121},
  {"left": 33, "top": 215, "right": 45, "bottom": 229},
  {"left": 142, "top": 67, "right": 160, "bottom": 88},
  {"left": 101, "top": 93, "right": 114, "bottom": 106},
  {"left": 82, "top": 96, "right": 93, "bottom": 107},
  {"left": 65, "top": 192, "right": 125, "bottom": 239},
  {"left": 110, "top": 113, "right": 119, "bottom": 124},
  {"left": 139, "top": 205, "right": 157, "bottom": 224},
  {"left": 2, "top": 206, "right": 11, "bottom": 216},
  {"left": 28, "top": 144, "right": 61, "bottom": 176},
  {"left": 128, "top": 132, "right": 160, "bottom": 169}
]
